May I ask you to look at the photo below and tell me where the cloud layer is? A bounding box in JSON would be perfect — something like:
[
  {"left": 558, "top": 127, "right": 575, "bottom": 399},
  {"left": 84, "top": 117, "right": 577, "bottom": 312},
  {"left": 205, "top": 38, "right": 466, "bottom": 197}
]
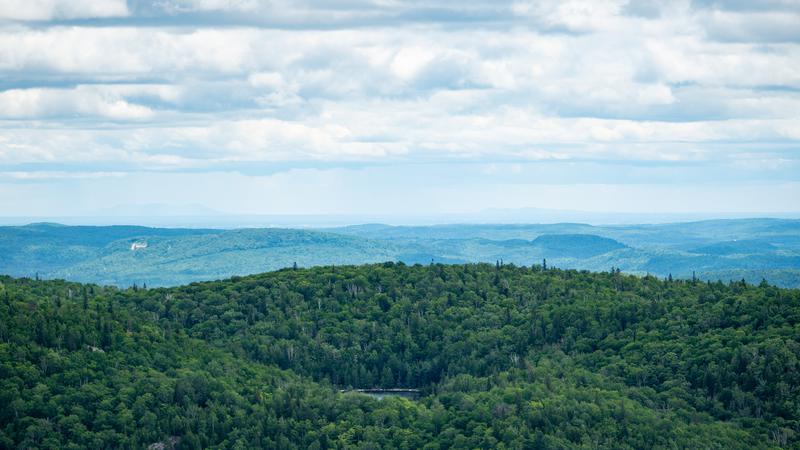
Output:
[{"left": 1, "top": 0, "right": 798, "bottom": 216}]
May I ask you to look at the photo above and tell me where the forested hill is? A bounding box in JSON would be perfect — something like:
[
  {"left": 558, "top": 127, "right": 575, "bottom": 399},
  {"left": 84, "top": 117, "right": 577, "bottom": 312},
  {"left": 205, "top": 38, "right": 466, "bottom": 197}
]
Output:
[{"left": 1, "top": 263, "right": 799, "bottom": 449}]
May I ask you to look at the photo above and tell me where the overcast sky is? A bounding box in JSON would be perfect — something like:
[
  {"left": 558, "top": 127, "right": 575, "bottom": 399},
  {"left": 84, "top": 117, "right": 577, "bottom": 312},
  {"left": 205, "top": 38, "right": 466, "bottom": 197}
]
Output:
[{"left": 0, "top": 0, "right": 798, "bottom": 219}]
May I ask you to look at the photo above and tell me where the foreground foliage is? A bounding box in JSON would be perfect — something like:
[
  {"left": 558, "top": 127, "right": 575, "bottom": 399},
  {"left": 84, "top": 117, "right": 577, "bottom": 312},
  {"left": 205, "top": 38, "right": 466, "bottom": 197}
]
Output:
[{"left": 1, "top": 263, "right": 799, "bottom": 449}]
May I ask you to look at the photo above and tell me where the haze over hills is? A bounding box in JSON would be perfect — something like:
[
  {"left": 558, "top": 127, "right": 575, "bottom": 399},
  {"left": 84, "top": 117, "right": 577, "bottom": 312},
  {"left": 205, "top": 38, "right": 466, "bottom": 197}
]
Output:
[
  {"left": 3, "top": 205, "right": 799, "bottom": 228},
  {"left": 1, "top": 218, "right": 798, "bottom": 288}
]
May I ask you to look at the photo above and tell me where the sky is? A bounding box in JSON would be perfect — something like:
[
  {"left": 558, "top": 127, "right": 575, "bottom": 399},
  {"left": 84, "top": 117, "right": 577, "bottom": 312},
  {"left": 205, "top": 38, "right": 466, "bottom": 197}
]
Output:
[{"left": 0, "top": 0, "right": 799, "bottom": 220}]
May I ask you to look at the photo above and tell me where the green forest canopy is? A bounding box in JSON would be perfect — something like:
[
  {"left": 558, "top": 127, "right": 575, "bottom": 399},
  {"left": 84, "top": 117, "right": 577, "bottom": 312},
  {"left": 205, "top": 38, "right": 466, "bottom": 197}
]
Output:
[{"left": 1, "top": 262, "right": 798, "bottom": 449}]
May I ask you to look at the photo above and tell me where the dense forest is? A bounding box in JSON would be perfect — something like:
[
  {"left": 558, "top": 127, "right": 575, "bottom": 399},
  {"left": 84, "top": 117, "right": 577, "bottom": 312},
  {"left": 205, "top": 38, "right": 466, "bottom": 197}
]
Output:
[{"left": 1, "top": 262, "right": 799, "bottom": 449}]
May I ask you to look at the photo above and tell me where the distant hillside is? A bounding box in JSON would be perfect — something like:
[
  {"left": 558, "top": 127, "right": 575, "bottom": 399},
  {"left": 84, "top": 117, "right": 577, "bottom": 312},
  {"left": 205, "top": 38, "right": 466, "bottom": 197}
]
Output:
[
  {"left": 49, "top": 228, "right": 398, "bottom": 287},
  {"left": 0, "top": 223, "right": 215, "bottom": 276},
  {"left": 532, "top": 234, "right": 626, "bottom": 258},
  {"left": 689, "top": 240, "right": 779, "bottom": 255},
  {"left": 1, "top": 218, "right": 799, "bottom": 287}
]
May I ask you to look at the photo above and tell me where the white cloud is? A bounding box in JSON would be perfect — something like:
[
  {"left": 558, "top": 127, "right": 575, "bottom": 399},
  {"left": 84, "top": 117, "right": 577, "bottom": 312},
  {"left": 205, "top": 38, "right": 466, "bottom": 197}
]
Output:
[
  {"left": 701, "top": 9, "right": 800, "bottom": 43},
  {"left": 0, "top": 1, "right": 798, "bottom": 214},
  {"left": 512, "top": 0, "right": 629, "bottom": 33},
  {"left": 0, "top": 171, "right": 126, "bottom": 180},
  {"left": 152, "top": 0, "right": 263, "bottom": 14},
  {"left": 0, "top": 27, "right": 258, "bottom": 75},
  {"left": 0, "top": 86, "right": 169, "bottom": 119},
  {"left": 2, "top": 110, "right": 797, "bottom": 170},
  {"left": 0, "top": 0, "right": 128, "bottom": 21},
  {"left": 390, "top": 47, "right": 438, "bottom": 81}
]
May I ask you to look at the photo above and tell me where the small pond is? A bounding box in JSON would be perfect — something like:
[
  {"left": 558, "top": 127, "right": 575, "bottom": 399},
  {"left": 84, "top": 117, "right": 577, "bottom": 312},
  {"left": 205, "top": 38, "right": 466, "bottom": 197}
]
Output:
[{"left": 342, "top": 389, "right": 421, "bottom": 401}]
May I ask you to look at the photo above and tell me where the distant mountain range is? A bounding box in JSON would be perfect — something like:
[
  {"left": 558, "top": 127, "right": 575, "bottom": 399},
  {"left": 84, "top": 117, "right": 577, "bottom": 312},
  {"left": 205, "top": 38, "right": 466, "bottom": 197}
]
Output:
[
  {"left": 1, "top": 218, "right": 798, "bottom": 287},
  {"left": 4, "top": 205, "right": 799, "bottom": 228}
]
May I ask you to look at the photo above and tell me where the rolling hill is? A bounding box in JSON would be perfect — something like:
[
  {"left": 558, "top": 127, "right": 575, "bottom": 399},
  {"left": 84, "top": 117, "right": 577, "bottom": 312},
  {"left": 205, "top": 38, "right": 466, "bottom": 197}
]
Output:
[{"left": 0, "top": 219, "right": 798, "bottom": 287}]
